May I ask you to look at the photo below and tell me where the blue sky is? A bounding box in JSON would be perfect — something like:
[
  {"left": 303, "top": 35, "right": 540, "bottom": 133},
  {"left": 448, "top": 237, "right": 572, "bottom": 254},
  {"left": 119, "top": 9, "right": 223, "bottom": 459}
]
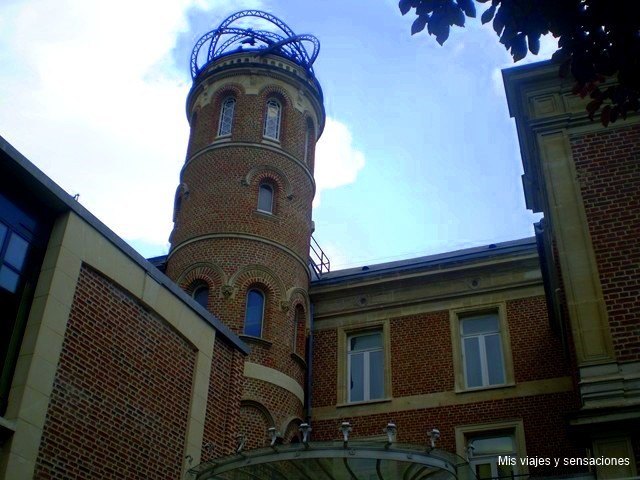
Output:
[{"left": 0, "top": 0, "right": 554, "bottom": 270}]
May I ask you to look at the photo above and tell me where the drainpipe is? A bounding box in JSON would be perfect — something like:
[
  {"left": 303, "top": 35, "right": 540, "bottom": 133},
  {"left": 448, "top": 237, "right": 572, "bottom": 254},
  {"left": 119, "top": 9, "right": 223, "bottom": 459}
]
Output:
[{"left": 305, "top": 302, "right": 314, "bottom": 422}]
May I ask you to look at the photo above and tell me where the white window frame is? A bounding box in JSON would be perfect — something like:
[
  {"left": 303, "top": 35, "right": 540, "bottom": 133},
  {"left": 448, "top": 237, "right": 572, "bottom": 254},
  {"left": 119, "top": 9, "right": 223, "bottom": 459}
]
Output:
[
  {"left": 455, "top": 421, "right": 528, "bottom": 480},
  {"left": 257, "top": 183, "right": 274, "bottom": 214},
  {"left": 461, "top": 313, "right": 505, "bottom": 389},
  {"left": 450, "top": 303, "right": 514, "bottom": 392},
  {"left": 263, "top": 99, "right": 281, "bottom": 141},
  {"left": 347, "top": 331, "right": 384, "bottom": 403},
  {"left": 218, "top": 96, "right": 236, "bottom": 137}
]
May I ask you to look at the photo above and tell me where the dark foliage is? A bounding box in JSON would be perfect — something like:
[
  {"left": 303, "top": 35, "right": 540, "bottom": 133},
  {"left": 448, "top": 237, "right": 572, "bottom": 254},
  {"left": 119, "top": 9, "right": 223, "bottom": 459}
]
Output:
[{"left": 399, "top": 0, "right": 640, "bottom": 125}]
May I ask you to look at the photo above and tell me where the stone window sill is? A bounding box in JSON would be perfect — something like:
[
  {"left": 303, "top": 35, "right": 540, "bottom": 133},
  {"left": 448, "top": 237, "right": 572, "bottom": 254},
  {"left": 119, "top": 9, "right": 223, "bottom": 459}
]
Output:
[
  {"left": 290, "top": 352, "right": 306, "bottom": 368},
  {"left": 454, "top": 381, "right": 515, "bottom": 394},
  {"left": 239, "top": 335, "right": 272, "bottom": 349},
  {"left": 336, "top": 397, "right": 392, "bottom": 409}
]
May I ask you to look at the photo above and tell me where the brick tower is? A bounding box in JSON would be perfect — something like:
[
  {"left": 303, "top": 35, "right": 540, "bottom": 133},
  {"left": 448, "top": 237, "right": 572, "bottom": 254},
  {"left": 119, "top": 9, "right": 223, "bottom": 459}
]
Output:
[{"left": 165, "top": 11, "right": 324, "bottom": 449}]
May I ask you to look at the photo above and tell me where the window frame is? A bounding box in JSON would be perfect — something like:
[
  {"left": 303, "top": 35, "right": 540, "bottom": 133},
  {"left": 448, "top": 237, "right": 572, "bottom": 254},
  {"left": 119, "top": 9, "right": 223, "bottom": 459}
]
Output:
[
  {"left": 191, "top": 283, "right": 209, "bottom": 309},
  {"left": 337, "top": 320, "right": 391, "bottom": 406},
  {"left": 217, "top": 96, "right": 236, "bottom": 137},
  {"left": 257, "top": 183, "right": 274, "bottom": 214},
  {"left": 450, "top": 303, "right": 514, "bottom": 392},
  {"left": 455, "top": 420, "right": 528, "bottom": 480},
  {"left": 244, "top": 288, "right": 265, "bottom": 337},
  {"left": 263, "top": 98, "right": 282, "bottom": 141}
]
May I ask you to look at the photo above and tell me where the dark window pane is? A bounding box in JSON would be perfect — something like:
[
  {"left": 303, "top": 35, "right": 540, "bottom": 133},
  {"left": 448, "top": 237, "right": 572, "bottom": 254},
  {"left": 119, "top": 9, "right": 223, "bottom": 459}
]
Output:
[
  {"left": 0, "top": 223, "right": 7, "bottom": 247},
  {"left": 485, "top": 334, "right": 505, "bottom": 385},
  {"left": 349, "top": 352, "right": 364, "bottom": 402},
  {"left": 0, "top": 265, "right": 20, "bottom": 293},
  {"left": 474, "top": 463, "right": 493, "bottom": 480},
  {"left": 350, "top": 333, "right": 382, "bottom": 351},
  {"left": 244, "top": 289, "right": 264, "bottom": 336},
  {"left": 257, "top": 184, "right": 273, "bottom": 213},
  {"left": 369, "top": 349, "right": 384, "bottom": 399},
  {"left": 464, "top": 337, "right": 483, "bottom": 387},
  {"left": 5, "top": 233, "right": 29, "bottom": 271},
  {"left": 461, "top": 314, "right": 499, "bottom": 335},
  {"left": 471, "top": 436, "right": 515, "bottom": 455},
  {"left": 193, "top": 285, "right": 208, "bottom": 309}
]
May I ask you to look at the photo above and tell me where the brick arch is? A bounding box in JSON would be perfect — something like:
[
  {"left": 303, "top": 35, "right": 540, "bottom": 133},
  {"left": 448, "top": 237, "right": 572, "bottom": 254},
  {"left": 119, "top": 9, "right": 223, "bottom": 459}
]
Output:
[
  {"left": 229, "top": 264, "right": 285, "bottom": 303},
  {"left": 286, "top": 287, "right": 310, "bottom": 320},
  {"left": 281, "top": 416, "right": 304, "bottom": 444},
  {"left": 243, "top": 164, "right": 293, "bottom": 199},
  {"left": 239, "top": 400, "right": 274, "bottom": 450},
  {"left": 211, "top": 83, "right": 245, "bottom": 102},
  {"left": 257, "top": 84, "right": 292, "bottom": 107},
  {"left": 176, "top": 262, "right": 227, "bottom": 293},
  {"left": 172, "top": 182, "right": 190, "bottom": 222}
]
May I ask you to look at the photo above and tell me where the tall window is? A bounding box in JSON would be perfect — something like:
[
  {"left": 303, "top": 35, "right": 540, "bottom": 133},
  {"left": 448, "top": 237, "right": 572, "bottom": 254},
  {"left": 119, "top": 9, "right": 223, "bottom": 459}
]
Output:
[
  {"left": 348, "top": 331, "right": 384, "bottom": 403},
  {"left": 304, "top": 119, "right": 313, "bottom": 164},
  {"left": 461, "top": 312, "right": 506, "bottom": 389},
  {"left": 467, "top": 434, "right": 518, "bottom": 480},
  {"left": 257, "top": 183, "right": 273, "bottom": 214},
  {"left": 244, "top": 289, "right": 265, "bottom": 337},
  {"left": 218, "top": 97, "right": 236, "bottom": 136},
  {"left": 192, "top": 284, "right": 208, "bottom": 309},
  {"left": 263, "top": 99, "right": 281, "bottom": 140}
]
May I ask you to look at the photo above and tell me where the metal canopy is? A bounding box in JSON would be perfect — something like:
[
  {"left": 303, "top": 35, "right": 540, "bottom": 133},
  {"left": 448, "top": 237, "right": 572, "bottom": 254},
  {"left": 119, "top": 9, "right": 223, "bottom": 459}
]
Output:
[
  {"left": 189, "top": 441, "right": 475, "bottom": 480},
  {"left": 190, "top": 10, "right": 320, "bottom": 79}
]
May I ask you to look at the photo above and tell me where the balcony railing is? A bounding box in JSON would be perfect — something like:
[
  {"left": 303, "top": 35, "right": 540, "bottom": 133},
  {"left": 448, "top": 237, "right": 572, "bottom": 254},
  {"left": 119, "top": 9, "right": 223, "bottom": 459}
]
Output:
[{"left": 309, "top": 235, "right": 330, "bottom": 278}]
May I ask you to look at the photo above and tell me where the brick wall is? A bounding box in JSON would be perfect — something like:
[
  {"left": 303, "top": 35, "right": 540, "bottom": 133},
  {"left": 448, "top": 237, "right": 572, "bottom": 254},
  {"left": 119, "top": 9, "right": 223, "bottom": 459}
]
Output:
[
  {"left": 570, "top": 124, "right": 640, "bottom": 362},
  {"left": 201, "top": 338, "right": 245, "bottom": 460},
  {"left": 35, "top": 265, "right": 196, "bottom": 479},
  {"left": 311, "top": 392, "right": 585, "bottom": 476},
  {"left": 312, "top": 296, "right": 570, "bottom": 408}
]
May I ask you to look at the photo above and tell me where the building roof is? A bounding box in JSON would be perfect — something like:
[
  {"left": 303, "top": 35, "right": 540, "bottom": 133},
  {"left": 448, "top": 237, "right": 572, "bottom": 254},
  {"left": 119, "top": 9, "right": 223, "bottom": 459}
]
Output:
[
  {"left": 312, "top": 237, "right": 537, "bottom": 286},
  {"left": 0, "top": 134, "right": 249, "bottom": 355}
]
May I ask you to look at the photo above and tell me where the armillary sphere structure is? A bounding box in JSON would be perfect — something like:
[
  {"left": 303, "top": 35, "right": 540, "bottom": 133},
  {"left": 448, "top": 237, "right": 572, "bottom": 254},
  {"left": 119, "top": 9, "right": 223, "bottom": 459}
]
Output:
[{"left": 190, "top": 10, "right": 321, "bottom": 80}]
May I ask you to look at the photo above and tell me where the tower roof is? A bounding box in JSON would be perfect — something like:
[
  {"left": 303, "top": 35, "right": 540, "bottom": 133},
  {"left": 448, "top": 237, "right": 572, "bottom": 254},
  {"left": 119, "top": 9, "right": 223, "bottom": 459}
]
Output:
[{"left": 190, "top": 10, "right": 320, "bottom": 80}]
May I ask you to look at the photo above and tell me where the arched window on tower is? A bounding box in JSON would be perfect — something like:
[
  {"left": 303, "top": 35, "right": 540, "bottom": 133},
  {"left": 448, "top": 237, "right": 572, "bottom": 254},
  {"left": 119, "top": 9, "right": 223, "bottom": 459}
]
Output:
[
  {"left": 263, "top": 99, "right": 281, "bottom": 140},
  {"left": 244, "top": 289, "right": 265, "bottom": 337},
  {"left": 192, "top": 283, "right": 209, "bottom": 309},
  {"left": 218, "top": 97, "right": 236, "bottom": 136},
  {"left": 257, "top": 183, "right": 274, "bottom": 214},
  {"left": 304, "top": 118, "right": 314, "bottom": 165},
  {"left": 293, "top": 304, "right": 305, "bottom": 354}
]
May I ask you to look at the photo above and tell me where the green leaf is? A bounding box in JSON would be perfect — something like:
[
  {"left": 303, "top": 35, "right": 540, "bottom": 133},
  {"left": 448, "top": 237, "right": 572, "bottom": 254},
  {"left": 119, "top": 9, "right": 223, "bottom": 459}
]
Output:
[
  {"left": 456, "top": 0, "right": 476, "bottom": 18},
  {"left": 528, "top": 34, "right": 540, "bottom": 54},
  {"left": 586, "top": 99, "right": 602, "bottom": 119},
  {"left": 399, "top": 0, "right": 413, "bottom": 15},
  {"left": 411, "top": 15, "right": 429, "bottom": 35},
  {"left": 481, "top": 5, "right": 496, "bottom": 24},
  {"left": 451, "top": 6, "right": 466, "bottom": 27},
  {"left": 511, "top": 33, "right": 527, "bottom": 62},
  {"left": 428, "top": 12, "right": 451, "bottom": 45},
  {"left": 601, "top": 105, "right": 611, "bottom": 127}
]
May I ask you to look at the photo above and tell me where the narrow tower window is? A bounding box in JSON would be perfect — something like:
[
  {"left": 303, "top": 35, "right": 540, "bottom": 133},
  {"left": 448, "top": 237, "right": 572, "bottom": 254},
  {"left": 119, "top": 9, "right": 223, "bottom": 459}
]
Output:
[
  {"left": 257, "top": 183, "right": 274, "bottom": 214},
  {"left": 244, "top": 289, "right": 265, "bottom": 337},
  {"left": 263, "top": 99, "right": 281, "bottom": 140},
  {"left": 192, "top": 283, "right": 209, "bottom": 309},
  {"left": 304, "top": 119, "right": 314, "bottom": 165},
  {"left": 218, "top": 97, "right": 236, "bottom": 136}
]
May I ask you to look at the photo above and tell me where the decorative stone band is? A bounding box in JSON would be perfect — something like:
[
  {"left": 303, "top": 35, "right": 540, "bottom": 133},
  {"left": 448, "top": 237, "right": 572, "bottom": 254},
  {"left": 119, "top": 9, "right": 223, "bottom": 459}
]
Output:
[
  {"left": 244, "top": 362, "right": 304, "bottom": 404},
  {"left": 167, "top": 232, "right": 311, "bottom": 281},
  {"left": 183, "top": 141, "right": 316, "bottom": 196}
]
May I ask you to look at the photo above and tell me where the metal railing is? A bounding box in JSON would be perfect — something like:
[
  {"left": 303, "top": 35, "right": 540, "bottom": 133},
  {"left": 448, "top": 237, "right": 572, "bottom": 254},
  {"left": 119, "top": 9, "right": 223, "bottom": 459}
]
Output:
[{"left": 309, "top": 235, "right": 330, "bottom": 277}]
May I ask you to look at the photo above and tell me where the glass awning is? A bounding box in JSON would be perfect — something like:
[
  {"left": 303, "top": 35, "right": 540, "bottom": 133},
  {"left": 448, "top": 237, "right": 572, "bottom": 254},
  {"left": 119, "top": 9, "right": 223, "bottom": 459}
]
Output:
[{"left": 189, "top": 441, "right": 475, "bottom": 480}]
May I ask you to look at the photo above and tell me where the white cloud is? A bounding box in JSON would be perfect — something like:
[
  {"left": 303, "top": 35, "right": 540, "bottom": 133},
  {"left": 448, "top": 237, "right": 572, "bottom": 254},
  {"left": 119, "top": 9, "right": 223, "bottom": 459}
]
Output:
[
  {"left": 313, "top": 117, "right": 365, "bottom": 206},
  {"left": 0, "top": 0, "right": 363, "bottom": 254},
  {"left": 0, "top": 0, "right": 264, "bottom": 255}
]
